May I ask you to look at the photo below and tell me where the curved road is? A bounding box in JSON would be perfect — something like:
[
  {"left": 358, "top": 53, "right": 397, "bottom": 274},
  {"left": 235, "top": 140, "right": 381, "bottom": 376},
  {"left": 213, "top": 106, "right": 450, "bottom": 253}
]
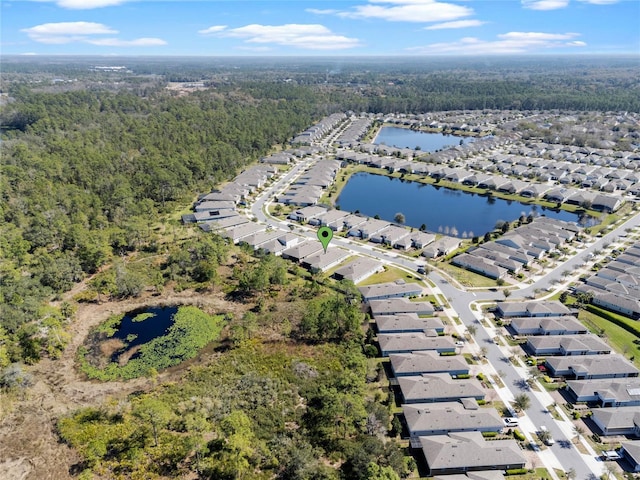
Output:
[{"left": 250, "top": 154, "right": 640, "bottom": 480}]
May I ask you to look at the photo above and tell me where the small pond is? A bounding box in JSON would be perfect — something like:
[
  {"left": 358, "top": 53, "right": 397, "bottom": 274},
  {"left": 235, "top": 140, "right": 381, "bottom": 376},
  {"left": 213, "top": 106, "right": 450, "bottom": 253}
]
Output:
[
  {"left": 374, "top": 126, "right": 474, "bottom": 152},
  {"left": 109, "top": 306, "right": 177, "bottom": 360}
]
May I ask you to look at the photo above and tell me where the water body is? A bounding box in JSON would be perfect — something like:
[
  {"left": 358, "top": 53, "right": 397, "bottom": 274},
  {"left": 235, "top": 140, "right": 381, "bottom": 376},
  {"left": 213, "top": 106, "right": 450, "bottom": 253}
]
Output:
[
  {"left": 111, "top": 306, "right": 178, "bottom": 359},
  {"left": 337, "top": 173, "right": 596, "bottom": 236},
  {"left": 374, "top": 126, "right": 474, "bottom": 152}
]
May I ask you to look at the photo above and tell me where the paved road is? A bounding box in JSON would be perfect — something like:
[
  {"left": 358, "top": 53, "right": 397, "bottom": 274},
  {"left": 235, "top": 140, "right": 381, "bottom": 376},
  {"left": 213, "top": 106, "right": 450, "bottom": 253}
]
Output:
[{"left": 248, "top": 154, "right": 640, "bottom": 479}]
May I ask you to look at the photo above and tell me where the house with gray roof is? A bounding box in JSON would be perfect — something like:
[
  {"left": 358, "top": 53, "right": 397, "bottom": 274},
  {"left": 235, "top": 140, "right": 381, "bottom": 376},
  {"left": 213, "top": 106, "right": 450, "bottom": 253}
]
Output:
[
  {"left": 220, "top": 222, "right": 265, "bottom": 244},
  {"left": 398, "top": 373, "right": 485, "bottom": 404},
  {"left": 369, "top": 298, "right": 434, "bottom": 317},
  {"left": 403, "top": 402, "right": 503, "bottom": 440},
  {"left": 287, "top": 205, "right": 327, "bottom": 223},
  {"left": 546, "top": 354, "right": 639, "bottom": 379},
  {"left": 281, "top": 241, "right": 324, "bottom": 262},
  {"left": 507, "top": 316, "right": 587, "bottom": 336},
  {"left": 620, "top": 441, "right": 640, "bottom": 472},
  {"left": 496, "top": 301, "right": 572, "bottom": 318},
  {"left": 359, "top": 281, "right": 423, "bottom": 302},
  {"left": 378, "top": 333, "right": 455, "bottom": 356},
  {"left": 565, "top": 378, "right": 640, "bottom": 406},
  {"left": 418, "top": 432, "right": 526, "bottom": 476},
  {"left": 432, "top": 472, "right": 506, "bottom": 480},
  {"left": 452, "top": 253, "right": 507, "bottom": 280},
  {"left": 422, "top": 236, "right": 462, "bottom": 259},
  {"left": 301, "top": 248, "right": 351, "bottom": 273},
  {"left": 317, "top": 209, "right": 350, "bottom": 231},
  {"left": 525, "top": 334, "right": 611, "bottom": 356},
  {"left": 591, "top": 407, "right": 640, "bottom": 436},
  {"left": 389, "top": 351, "right": 469, "bottom": 377},
  {"left": 376, "top": 313, "right": 444, "bottom": 334},
  {"left": 333, "top": 257, "right": 384, "bottom": 284}
]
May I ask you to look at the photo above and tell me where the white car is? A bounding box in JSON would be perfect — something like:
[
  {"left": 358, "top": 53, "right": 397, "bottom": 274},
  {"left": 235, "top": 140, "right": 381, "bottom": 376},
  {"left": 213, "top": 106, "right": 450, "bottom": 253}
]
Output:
[{"left": 503, "top": 417, "right": 518, "bottom": 427}]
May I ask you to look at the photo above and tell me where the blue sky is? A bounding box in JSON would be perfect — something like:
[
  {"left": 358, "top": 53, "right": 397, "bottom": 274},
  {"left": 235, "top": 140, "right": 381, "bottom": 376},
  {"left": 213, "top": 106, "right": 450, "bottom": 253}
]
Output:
[{"left": 2, "top": 0, "right": 639, "bottom": 56}]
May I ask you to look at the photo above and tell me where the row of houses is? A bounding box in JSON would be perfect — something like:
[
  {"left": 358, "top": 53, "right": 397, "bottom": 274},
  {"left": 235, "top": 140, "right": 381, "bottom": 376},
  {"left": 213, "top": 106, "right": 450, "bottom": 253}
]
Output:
[
  {"left": 361, "top": 283, "right": 527, "bottom": 476},
  {"left": 277, "top": 159, "right": 341, "bottom": 206},
  {"left": 575, "top": 240, "right": 640, "bottom": 319},
  {"left": 287, "top": 204, "right": 462, "bottom": 257},
  {"left": 291, "top": 112, "right": 346, "bottom": 145},
  {"left": 453, "top": 217, "right": 581, "bottom": 280}
]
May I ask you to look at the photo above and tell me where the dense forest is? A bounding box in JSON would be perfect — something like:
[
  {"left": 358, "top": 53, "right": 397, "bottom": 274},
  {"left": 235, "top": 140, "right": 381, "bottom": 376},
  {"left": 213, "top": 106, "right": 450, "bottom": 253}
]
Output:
[{"left": 0, "top": 83, "right": 317, "bottom": 366}]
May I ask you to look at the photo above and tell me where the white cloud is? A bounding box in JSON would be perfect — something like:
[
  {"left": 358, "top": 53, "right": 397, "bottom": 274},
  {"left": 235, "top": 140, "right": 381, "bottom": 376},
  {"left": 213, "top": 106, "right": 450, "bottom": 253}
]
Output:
[
  {"left": 198, "top": 25, "right": 228, "bottom": 35},
  {"left": 522, "top": 0, "right": 569, "bottom": 10},
  {"left": 338, "top": 0, "right": 473, "bottom": 22},
  {"left": 305, "top": 8, "right": 339, "bottom": 15},
  {"left": 201, "top": 23, "right": 362, "bottom": 50},
  {"left": 409, "top": 31, "right": 586, "bottom": 54},
  {"left": 21, "top": 21, "right": 165, "bottom": 47},
  {"left": 30, "top": 0, "right": 129, "bottom": 9},
  {"left": 21, "top": 21, "right": 118, "bottom": 43},
  {"left": 87, "top": 37, "right": 167, "bottom": 46},
  {"left": 425, "top": 19, "right": 486, "bottom": 29},
  {"left": 578, "top": 0, "right": 619, "bottom": 4}
]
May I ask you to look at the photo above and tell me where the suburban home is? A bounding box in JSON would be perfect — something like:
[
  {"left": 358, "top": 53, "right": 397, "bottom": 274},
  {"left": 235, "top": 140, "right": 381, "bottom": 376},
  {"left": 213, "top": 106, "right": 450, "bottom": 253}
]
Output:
[
  {"left": 281, "top": 241, "right": 324, "bottom": 262},
  {"left": 301, "top": 248, "right": 351, "bottom": 273},
  {"left": 333, "top": 257, "right": 384, "bottom": 284},
  {"left": 507, "top": 316, "right": 587, "bottom": 336},
  {"left": 389, "top": 351, "right": 469, "bottom": 377},
  {"left": 422, "top": 236, "right": 463, "bottom": 259},
  {"left": 241, "top": 230, "right": 283, "bottom": 250},
  {"left": 317, "top": 209, "right": 350, "bottom": 231},
  {"left": 591, "top": 407, "right": 640, "bottom": 436},
  {"left": 403, "top": 401, "right": 503, "bottom": 441},
  {"left": 591, "top": 194, "right": 624, "bottom": 213},
  {"left": 349, "top": 218, "right": 390, "bottom": 239},
  {"left": 545, "top": 355, "right": 640, "bottom": 380},
  {"left": 433, "top": 472, "right": 506, "bottom": 480},
  {"left": 375, "top": 313, "right": 444, "bottom": 334},
  {"left": 398, "top": 373, "right": 485, "bottom": 404},
  {"left": 219, "top": 222, "right": 265, "bottom": 244},
  {"left": 565, "top": 378, "right": 640, "bottom": 406},
  {"left": 194, "top": 199, "right": 237, "bottom": 213},
  {"left": 525, "top": 334, "right": 611, "bottom": 356},
  {"left": 452, "top": 253, "right": 507, "bottom": 280},
  {"left": 418, "top": 432, "right": 526, "bottom": 476},
  {"left": 495, "top": 301, "right": 572, "bottom": 318},
  {"left": 620, "top": 441, "right": 640, "bottom": 472},
  {"left": 369, "top": 298, "right": 434, "bottom": 317},
  {"left": 359, "top": 281, "right": 423, "bottom": 302},
  {"left": 378, "top": 333, "right": 456, "bottom": 356},
  {"left": 201, "top": 215, "right": 249, "bottom": 231},
  {"left": 287, "top": 205, "right": 327, "bottom": 223}
]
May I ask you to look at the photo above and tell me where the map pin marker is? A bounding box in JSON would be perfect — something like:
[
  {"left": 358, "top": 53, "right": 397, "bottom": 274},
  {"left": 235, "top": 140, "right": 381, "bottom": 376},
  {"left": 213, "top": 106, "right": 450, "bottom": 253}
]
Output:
[{"left": 317, "top": 226, "right": 333, "bottom": 253}]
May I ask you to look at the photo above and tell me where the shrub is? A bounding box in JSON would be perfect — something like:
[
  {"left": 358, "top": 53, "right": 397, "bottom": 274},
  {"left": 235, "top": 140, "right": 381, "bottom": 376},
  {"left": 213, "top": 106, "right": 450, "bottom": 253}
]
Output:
[
  {"left": 505, "top": 468, "right": 528, "bottom": 475},
  {"left": 440, "top": 351, "right": 457, "bottom": 356},
  {"left": 476, "top": 373, "right": 486, "bottom": 381},
  {"left": 482, "top": 431, "right": 498, "bottom": 437},
  {"left": 572, "top": 411, "right": 581, "bottom": 420},
  {"left": 454, "top": 373, "right": 471, "bottom": 379},
  {"left": 513, "top": 429, "right": 525, "bottom": 441}
]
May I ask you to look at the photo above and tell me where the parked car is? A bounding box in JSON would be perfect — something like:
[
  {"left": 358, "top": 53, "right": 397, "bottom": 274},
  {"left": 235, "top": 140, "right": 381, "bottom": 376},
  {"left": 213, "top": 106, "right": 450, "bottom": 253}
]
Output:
[{"left": 503, "top": 417, "right": 518, "bottom": 427}]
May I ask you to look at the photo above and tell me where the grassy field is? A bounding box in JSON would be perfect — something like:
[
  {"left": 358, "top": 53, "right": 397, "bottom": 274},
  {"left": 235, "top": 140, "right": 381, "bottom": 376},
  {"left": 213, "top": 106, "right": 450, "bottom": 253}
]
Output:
[
  {"left": 578, "top": 308, "right": 640, "bottom": 368},
  {"left": 438, "top": 262, "right": 499, "bottom": 288},
  {"left": 358, "top": 266, "right": 423, "bottom": 286}
]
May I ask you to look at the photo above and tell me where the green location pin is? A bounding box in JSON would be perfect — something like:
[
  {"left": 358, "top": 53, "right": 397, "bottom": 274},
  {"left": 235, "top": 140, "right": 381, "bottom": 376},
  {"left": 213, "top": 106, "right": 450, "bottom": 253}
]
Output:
[{"left": 317, "top": 226, "right": 333, "bottom": 253}]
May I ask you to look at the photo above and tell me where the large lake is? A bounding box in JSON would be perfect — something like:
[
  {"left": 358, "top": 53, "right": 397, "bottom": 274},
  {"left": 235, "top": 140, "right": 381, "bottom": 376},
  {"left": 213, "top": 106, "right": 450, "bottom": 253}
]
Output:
[
  {"left": 337, "top": 173, "right": 596, "bottom": 236},
  {"left": 374, "top": 126, "right": 474, "bottom": 152}
]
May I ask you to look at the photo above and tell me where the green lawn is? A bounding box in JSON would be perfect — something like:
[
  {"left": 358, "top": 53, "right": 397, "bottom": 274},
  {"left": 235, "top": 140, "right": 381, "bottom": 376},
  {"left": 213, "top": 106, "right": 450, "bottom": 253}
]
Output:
[
  {"left": 438, "top": 262, "right": 499, "bottom": 288},
  {"left": 578, "top": 309, "right": 640, "bottom": 368},
  {"left": 358, "top": 266, "right": 423, "bottom": 286}
]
